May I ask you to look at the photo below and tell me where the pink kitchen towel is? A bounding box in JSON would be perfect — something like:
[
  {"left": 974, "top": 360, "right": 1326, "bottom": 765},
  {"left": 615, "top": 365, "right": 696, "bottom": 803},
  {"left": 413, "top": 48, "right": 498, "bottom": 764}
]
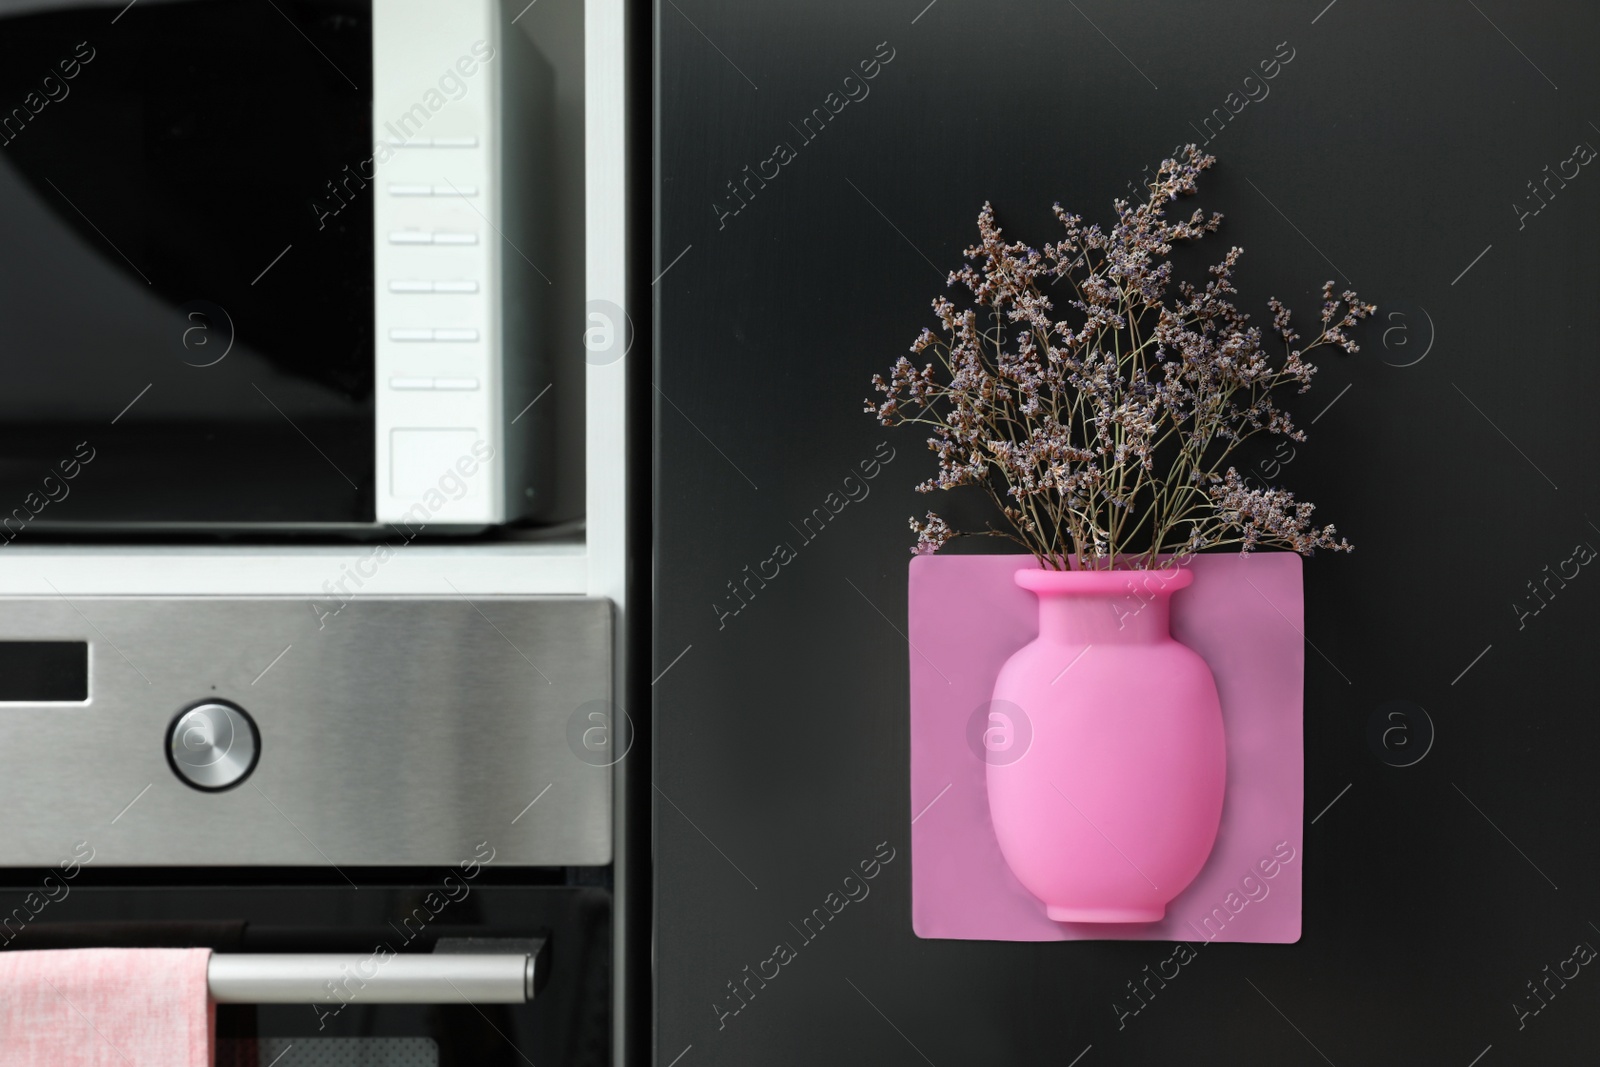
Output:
[
  {"left": 0, "top": 948, "right": 213, "bottom": 1066},
  {"left": 909, "top": 552, "right": 1305, "bottom": 943}
]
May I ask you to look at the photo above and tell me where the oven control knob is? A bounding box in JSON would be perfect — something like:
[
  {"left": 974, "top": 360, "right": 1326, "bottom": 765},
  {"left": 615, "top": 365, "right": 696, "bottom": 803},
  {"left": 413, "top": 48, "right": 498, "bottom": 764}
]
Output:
[{"left": 167, "top": 701, "right": 259, "bottom": 791}]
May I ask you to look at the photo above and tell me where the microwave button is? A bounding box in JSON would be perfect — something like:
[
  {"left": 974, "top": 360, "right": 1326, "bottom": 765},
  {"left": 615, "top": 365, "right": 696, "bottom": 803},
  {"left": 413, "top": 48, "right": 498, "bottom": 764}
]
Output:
[
  {"left": 167, "top": 701, "right": 259, "bottom": 792},
  {"left": 390, "top": 137, "right": 480, "bottom": 149},
  {"left": 389, "top": 377, "right": 435, "bottom": 390},
  {"left": 433, "top": 378, "right": 480, "bottom": 391},
  {"left": 387, "top": 231, "right": 478, "bottom": 246},
  {"left": 386, "top": 184, "right": 479, "bottom": 198},
  {"left": 387, "top": 280, "right": 481, "bottom": 294},
  {"left": 391, "top": 428, "right": 480, "bottom": 497},
  {"left": 387, "top": 329, "right": 480, "bottom": 343}
]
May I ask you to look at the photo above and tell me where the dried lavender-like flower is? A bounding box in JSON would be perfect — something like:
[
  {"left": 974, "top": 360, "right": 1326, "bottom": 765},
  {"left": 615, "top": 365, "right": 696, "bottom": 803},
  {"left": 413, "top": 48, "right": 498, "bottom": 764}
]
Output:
[{"left": 867, "top": 146, "right": 1374, "bottom": 570}]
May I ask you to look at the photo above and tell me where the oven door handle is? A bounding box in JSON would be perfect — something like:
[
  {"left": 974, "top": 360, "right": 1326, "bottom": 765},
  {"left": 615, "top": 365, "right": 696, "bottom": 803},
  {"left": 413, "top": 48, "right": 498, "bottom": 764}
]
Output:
[{"left": 208, "top": 951, "right": 539, "bottom": 1004}]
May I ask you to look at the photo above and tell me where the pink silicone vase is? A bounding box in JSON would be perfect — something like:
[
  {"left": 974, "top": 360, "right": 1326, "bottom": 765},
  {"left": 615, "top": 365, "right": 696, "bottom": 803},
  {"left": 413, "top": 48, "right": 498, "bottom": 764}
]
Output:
[{"left": 987, "top": 566, "right": 1225, "bottom": 923}]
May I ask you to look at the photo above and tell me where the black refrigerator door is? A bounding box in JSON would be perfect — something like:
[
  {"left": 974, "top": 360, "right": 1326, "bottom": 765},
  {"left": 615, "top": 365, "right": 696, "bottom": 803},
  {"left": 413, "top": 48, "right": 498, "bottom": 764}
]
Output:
[
  {"left": 656, "top": 1, "right": 1600, "bottom": 1064},
  {"left": 0, "top": 0, "right": 374, "bottom": 528}
]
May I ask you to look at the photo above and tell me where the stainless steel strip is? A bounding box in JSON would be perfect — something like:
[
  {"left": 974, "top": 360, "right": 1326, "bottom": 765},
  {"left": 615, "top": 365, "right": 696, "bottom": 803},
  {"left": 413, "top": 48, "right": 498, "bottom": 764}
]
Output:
[{"left": 0, "top": 596, "right": 613, "bottom": 867}]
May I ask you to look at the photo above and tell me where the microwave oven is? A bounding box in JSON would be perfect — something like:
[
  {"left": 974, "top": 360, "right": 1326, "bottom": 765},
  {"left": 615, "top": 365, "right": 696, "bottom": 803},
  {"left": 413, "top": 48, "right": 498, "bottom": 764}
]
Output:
[{"left": 0, "top": 0, "right": 555, "bottom": 534}]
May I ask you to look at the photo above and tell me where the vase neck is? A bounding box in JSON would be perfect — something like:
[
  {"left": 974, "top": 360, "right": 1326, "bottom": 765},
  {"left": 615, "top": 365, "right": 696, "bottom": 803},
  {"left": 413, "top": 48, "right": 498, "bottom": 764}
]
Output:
[{"left": 1033, "top": 582, "right": 1176, "bottom": 644}]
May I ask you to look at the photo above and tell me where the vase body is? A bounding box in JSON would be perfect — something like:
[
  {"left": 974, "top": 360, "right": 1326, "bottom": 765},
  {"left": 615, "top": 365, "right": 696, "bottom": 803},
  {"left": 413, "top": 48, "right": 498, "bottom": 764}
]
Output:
[{"left": 987, "top": 566, "right": 1225, "bottom": 923}]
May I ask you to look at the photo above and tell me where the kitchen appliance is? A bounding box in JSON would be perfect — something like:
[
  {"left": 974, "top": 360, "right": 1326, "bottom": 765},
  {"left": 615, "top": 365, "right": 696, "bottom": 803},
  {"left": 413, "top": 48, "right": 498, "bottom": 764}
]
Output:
[
  {"left": 0, "top": 0, "right": 556, "bottom": 532},
  {"left": 0, "top": 0, "right": 638, "bottom": 1059},
  {"left": 0, "top": 594, "right": 617, "bottom": 1065}
]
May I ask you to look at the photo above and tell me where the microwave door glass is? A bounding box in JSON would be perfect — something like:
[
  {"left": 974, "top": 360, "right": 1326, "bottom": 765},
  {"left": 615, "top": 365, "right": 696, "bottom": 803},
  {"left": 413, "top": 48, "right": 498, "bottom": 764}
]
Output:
[{"left": 0, "top": 0, "right": 375, "bottom": 528}]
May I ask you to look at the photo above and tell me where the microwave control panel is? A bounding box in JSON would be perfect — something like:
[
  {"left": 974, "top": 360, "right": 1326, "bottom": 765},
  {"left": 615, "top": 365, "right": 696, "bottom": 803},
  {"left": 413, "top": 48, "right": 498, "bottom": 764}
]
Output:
[{"left": 373, "top": 0, "right": 547, "bottom": 527}]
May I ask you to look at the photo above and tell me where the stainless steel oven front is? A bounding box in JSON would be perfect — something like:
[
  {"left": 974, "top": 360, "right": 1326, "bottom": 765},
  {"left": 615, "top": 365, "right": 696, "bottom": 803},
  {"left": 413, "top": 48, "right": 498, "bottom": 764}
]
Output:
[{"left": 0, "top": 594, "right": 616, "bottom": 1065}]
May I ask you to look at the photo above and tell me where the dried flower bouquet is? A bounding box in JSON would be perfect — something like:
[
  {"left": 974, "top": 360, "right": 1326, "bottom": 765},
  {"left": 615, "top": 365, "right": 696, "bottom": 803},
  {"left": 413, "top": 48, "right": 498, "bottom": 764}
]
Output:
[{"left": 868, "top": 146, "right": 1373, "bottom": 571}]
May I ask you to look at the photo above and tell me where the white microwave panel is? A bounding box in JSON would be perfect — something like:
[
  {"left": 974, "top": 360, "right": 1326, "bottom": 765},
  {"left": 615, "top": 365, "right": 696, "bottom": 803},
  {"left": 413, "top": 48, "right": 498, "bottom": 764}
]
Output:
[{"left": 374, "top": 0, "right": 510, "bottom": 525}]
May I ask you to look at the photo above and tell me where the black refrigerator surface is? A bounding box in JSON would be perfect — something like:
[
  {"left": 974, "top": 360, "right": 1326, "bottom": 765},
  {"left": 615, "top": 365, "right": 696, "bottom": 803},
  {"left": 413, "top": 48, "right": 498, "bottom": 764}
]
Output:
[{"left": 654, "top": 1, "right": 1600, "bottom": 1064}]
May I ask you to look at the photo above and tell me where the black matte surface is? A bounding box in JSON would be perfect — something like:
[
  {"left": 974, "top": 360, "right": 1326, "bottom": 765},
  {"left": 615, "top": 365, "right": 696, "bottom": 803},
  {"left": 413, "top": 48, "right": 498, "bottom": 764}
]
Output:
[{"left": 656, "top": 1, "right": 1600, "bottom": 1064}]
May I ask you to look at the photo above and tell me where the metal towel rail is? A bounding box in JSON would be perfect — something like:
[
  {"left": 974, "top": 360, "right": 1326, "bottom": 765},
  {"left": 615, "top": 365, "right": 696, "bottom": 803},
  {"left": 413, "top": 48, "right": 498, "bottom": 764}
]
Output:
[{"left": 208, "top": 940, "right": 545, "bottom": 1004}]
